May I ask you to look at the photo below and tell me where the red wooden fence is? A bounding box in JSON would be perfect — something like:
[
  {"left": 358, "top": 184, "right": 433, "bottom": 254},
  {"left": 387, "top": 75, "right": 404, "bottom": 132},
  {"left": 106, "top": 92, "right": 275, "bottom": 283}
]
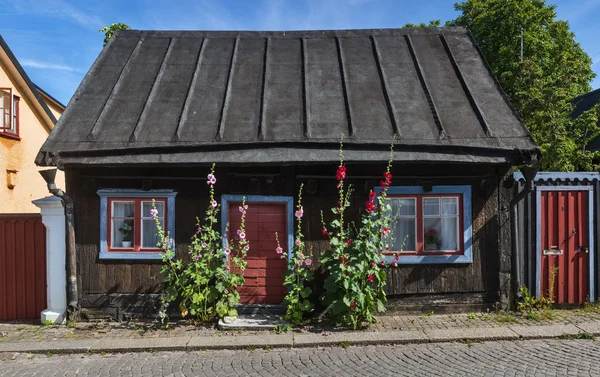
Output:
[{"left": 0, "top": 215, "right": 47, "bottom": 321}]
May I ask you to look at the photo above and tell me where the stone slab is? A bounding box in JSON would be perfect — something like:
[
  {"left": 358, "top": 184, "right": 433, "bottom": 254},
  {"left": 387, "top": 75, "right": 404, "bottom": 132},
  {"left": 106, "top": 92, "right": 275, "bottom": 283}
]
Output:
[
  {"left": 293, "top": 330, "right": 427, "bottom": 347},
  {"left": 0, "top": 339, "right": 95, "bottom": 354},
  {"left": 509, "top": 324, "right": 582, "bottom": 338},
  {"left": 424, "top": 327, "right": 519, "bottom": 342},
  {"left": 91, "top": 337, "right": 191, "bottom": 352},
  {"left": 188, "top": 334, "right": 293, "bottom": 350},
  {"left": 574, "top": 322, "right": 600, "bottom": 335},
  {"left": 218, "top": 314, "right": 290, "bottom": 330}
]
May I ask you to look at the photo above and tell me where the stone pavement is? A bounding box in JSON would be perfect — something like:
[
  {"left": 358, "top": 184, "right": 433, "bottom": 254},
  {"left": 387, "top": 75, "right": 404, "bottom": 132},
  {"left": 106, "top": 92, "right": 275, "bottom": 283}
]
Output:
[
  {"left": 1, "top": 339, "right": 600, "bottom": 376},
  {"left": 1, "top": 309, "right": 600, "bottom": 354}
]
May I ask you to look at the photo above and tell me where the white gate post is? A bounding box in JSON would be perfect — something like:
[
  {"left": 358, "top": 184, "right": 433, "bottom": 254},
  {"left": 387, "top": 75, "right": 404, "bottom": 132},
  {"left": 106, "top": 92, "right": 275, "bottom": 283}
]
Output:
[{"left": 32, "top": 196, "right": 67, "bottom": 324}]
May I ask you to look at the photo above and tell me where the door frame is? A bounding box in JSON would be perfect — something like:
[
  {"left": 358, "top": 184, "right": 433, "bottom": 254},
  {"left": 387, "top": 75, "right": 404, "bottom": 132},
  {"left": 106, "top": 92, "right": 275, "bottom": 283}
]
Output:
[
  {"left": 221, "top": 195, "right": 294, "bottom": 262},
  {"left": 535, "top": 186, "right": 595, "bottom": 302}
]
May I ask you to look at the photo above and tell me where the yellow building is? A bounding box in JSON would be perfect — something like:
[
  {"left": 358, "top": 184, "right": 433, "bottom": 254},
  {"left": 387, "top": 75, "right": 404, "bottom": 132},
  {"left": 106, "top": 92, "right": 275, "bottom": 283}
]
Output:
[{"left": 0, "top": 35, "right": 65, "bottom": 214}]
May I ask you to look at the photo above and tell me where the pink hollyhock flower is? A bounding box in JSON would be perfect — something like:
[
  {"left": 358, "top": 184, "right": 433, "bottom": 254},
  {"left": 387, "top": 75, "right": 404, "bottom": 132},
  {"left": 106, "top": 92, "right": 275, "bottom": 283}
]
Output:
[
  {"left": 224, "top": 289, "right": 229, "bottom": 295},
  {"left": 225, "top": 248, "right": 231, "bottom": 255},
  {"left": 239, "top": 206, "right": 244, "bottom": 213},
  {"left": 297, "top": 260, "right": 303, "bottom": 266},
  {"left": 239, "top": 232, "right": 246, "bottom": 240},
  {"left": 197, "top": 227, "right": 202, "bottom": 233},
  {"left": 237, "top": 229, "right": 241, "bottom": 235},
  {"left": 244, "top": 245, "right": 249, "bottom": 251},
  {"left": 226, "top": 266, "right": 231, "bottom": 271},
  {"left": 367, "top": 274, "right": 375, "bottom": 283},
  {"left": 169, "top": 237, "right": 174, "bottom": 244},
  {"left": 295, "top": 206, "right": 304, "bottom": 218},
  {"left": 202, "top": 242, "right": 207, "bottom": 248},
  {"left": 149, "top": 208, "right": 158, "bottom": 218},
  {"left": 295, "top": 239, "right": 301, "bottom": 246},
  {"left": 298, "top": 253, "right": 305, "bottom": 259},
  {"left": 211, "top": 200, "right": 217, "bottom": 208},
  {"left": 305, "top": 258, "right": 312, "bottom": 266},
  {"left": 193, "top": 255, "right": 199, "bottom": 261},
  {"left": 276, "top": 247, "right": 283, "bottom": 254}
]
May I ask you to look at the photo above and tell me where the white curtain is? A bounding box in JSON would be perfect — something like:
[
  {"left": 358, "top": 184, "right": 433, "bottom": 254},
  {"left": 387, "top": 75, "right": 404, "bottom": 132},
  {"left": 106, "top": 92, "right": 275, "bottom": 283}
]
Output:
[
  {"left": 142, "top": 202, "right": 163, "bottom": 248},
  {"left": 112, "top": 202, "right": 134, "bottom": 247}
]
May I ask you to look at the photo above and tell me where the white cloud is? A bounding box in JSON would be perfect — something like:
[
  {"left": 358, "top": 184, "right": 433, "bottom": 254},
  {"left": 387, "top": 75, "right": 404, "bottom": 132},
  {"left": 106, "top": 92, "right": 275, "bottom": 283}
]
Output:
[
  {"left": 20, "top": 58, "right": 81, "bottom": 73},
  {"left": 8, "top": 0, "right": 103, "bottom": 29}
]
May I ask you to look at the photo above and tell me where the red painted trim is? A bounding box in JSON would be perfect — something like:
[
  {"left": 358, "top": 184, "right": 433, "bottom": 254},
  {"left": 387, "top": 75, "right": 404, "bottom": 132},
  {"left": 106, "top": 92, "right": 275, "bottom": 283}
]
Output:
[
  {"left": 385, "top": 193, "right": 464, "bottom": 255},
  {"left": 106, "top": 197, "right": 167, "bottom": 252}
]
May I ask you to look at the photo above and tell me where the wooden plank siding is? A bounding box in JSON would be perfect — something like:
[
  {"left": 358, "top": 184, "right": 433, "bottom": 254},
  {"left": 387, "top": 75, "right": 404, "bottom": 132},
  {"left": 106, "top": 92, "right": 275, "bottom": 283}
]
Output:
[
  {"left": 67, "top": 163, "right": 510, "bottom": 317},
  {"left": 0, "top": 215, "right": 47, "bottom": 321}
]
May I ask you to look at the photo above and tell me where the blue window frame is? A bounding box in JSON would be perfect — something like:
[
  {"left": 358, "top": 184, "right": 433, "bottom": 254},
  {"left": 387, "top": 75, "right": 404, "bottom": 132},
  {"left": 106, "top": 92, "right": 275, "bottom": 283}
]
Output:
[
  {"left": 97, "top": 189, "right": 177, "bottom": 260},
  {"left": 220, "top": 195, "right": 294, "bottom": 261},
  {"left": 377, "top": 185, "right": 473, "bottom": 264}
]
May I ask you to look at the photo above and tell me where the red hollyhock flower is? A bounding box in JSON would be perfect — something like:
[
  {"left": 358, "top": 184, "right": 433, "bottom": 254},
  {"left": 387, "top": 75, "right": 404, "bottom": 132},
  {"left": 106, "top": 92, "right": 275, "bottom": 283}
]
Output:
[
  {"left": 371, "top": 261, "right": 376, "bottom": 267},
  {"left": 365, "top": 200, "right": 376, "bottom": 214},
  {"left": 382, "top": 227, "right": 389, "bottom": 236},
  {"left": 321, "top": 229, "right": 328, "bottom": 236},
  {"left": 336, "top": 165, "right": 347, "bottom": 181},
  {"left": 345, "top": 239, "right": 352, "bottom": 245},
  {"left": 391, "top": 261, "right": 397, "bottom": 267},
  {"left": 350, "top": 301, "right": 356, "bottom": 309},
  {"left": 367, "top": 274, "right": 375, "bottom": 282},
  {"left": 379, "top": 260, "right": 385, "bottom": 266},
  {"left": 369, "top": 190, "right": 376, "bottom": 201}
]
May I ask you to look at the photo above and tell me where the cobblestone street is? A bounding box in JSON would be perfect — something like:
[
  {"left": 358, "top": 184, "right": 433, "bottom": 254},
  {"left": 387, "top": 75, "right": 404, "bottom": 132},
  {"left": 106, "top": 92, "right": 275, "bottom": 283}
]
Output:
[{"left": 1, "top": 339, "right": 599, "bottom": 376}]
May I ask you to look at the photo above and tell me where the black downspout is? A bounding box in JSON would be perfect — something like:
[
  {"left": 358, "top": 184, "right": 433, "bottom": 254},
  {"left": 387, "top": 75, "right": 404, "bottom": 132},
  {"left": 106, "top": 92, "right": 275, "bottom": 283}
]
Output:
[{"left": 510, "top": 176, "right": 535, "bottom": 304}]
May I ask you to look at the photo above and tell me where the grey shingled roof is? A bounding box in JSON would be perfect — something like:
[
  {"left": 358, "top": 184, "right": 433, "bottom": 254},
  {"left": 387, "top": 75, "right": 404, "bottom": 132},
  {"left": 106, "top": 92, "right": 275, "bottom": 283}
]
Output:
[{"left": 37, "top": 28, "right": 539, "bottom": 167}]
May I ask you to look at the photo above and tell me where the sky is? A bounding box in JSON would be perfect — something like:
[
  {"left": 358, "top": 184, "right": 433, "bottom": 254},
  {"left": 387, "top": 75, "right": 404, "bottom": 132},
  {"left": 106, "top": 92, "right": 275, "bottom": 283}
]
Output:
[{"left": 1, "top": 0, "right": 599, "bottom": 105}]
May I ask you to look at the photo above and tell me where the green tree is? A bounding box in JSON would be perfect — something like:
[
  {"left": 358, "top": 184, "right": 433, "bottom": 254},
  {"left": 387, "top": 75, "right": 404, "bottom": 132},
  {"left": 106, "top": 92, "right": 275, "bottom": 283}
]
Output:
[
  {"left": 403, "top": 19, "right": 442, "bottom": 28},
  {"left": 449, "top": 0, "right": 597, "bottom": 171},
  {"left": 99, "top": 23, "right": 131, "bottom": 47}
]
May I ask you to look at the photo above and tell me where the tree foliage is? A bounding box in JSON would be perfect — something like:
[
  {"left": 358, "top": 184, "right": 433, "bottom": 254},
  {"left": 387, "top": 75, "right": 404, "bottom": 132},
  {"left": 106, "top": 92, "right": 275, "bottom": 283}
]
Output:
[
  {"left": 405, "top": 1, "right": 599, "bottom": 171},
  {"left": 99, "top": 23, "right": 131, "bottom": 47},
  {"left": 403, "top": 19, "right": 442, "bottom": 28}
]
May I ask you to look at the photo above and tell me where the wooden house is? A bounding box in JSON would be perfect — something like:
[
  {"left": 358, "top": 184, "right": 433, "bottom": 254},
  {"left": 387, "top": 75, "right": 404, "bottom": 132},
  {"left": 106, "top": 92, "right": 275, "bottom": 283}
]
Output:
[{"left": 36, "top": 28, "right": 539, "bottom": 318}]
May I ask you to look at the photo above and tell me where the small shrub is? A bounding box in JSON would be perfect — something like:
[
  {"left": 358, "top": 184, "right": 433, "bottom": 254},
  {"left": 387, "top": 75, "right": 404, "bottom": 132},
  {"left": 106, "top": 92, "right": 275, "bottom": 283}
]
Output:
[
  {"left": 468, "top": 312, "right": 477, "bottom": 320},
  {"left": 276, "top": 184, "right": 315, "bottom": 326}
]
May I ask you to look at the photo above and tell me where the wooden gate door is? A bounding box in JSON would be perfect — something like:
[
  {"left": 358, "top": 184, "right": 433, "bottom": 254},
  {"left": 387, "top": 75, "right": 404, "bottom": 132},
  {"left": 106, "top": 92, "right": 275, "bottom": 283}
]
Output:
[
  {"left": 538, "top": 188, "right": 594, "bottom": 304},
  {"left": 226, "top": 199, "right": 290, "bottom": 304},
  {"left": 0, "top": 215, "right": 47, "bottom": 321}
]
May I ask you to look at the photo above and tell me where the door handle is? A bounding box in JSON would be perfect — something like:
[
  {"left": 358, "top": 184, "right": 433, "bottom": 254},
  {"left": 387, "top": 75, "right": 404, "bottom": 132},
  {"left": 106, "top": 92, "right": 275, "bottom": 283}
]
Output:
[{"left": 578, "top": 246, "right": 589, "bottom": 253}]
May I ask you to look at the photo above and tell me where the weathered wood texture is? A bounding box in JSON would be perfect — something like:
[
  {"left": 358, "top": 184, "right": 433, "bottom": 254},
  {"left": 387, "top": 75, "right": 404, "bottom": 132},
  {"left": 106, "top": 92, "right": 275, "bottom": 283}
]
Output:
[{"left": 66, "top": 163, "right": 511, "bottom": 314}]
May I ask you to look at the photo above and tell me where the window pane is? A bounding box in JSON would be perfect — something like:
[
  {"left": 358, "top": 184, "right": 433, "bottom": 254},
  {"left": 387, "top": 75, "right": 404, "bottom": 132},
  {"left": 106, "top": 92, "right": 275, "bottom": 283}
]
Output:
[
  {"left": 393, "top": 198, "right": 415, "bottom": 216},
  {"left": 142, "top": 219, "right": 163, "bottom": 248},
  {"left": 392, "top": 218, "right": 416, "bottom": 251},
  {"left": 423, "top": 218, "right": 441, "bottom": 250},
  {"left": 442, "top": 197, "right": 458, "bottom": 216},
  {"left": 142, "top": 201, "right": 164, "bottom": 218},
  {"left": 441, "top": 217, "right": 459, "bottom": 250},
  {"left": 423, "top": 198, "right": 440, "bottom": 216},
  {"left": 112, "top": 219, "right": 134, "bottom": 247},
  {"left": 112, "top": 202, "right": 134, "bottom": 218}
]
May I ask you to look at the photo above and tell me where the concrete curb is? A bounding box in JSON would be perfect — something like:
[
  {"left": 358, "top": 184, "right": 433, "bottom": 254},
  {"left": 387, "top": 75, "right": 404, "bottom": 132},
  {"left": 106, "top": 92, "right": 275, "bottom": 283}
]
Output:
[{"left": 1, "top": 325, "right": 599, "bottom": 354}]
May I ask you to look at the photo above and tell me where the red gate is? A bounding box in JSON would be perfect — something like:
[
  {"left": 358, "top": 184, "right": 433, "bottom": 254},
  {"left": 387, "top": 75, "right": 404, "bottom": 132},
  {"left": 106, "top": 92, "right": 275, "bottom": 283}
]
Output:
[
  {"left": 539, "top": 189, "right": 591, "bottom": 304},
  {"left": 0, "top": 215, "right": 47, "bottom": 321}
]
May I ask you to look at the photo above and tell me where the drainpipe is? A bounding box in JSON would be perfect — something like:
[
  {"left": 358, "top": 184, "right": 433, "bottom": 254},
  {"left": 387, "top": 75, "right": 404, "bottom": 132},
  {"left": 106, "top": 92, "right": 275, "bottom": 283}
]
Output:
[
  {"left": 510, "top": 165, "right": 539, "bottom": 304},
  {"left": 39, "top": 169, "right": 79, "bottom": 321}
]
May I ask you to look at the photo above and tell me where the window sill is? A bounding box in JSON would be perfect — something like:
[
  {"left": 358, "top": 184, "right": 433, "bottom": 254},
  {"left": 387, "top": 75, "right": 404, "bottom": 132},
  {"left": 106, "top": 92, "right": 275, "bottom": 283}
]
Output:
[
  {"left": 99, "top": 251, "right": 171, "bottom": 260},
  {"left": 383, "top": 254, "right": 472, "bottom": 265},
  {"left": 0, "top": 132, "right": 20, "bottom": 141}
]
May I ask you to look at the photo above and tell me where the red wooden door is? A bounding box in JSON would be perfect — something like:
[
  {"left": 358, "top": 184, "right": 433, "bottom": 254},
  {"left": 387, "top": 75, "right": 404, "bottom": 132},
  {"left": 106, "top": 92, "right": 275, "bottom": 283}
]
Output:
[
  {"left": 228, "top": 202, "right": 287, "bottom": 304},
  {"left": 0, "top": 215, "right": 47, "bottom": 321},
  {"left": 540, "top": 190, "right": 589, "bottom": 304}
]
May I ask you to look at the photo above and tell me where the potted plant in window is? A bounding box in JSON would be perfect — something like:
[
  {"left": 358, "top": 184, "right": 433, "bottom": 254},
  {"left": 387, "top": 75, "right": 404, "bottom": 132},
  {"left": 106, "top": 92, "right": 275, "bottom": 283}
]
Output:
[
  {"left": 424, "top": 228, "right": 440, "bottom": 250},
  {"left": 119, "top": 220, "right": 133, "bottom": 248}
]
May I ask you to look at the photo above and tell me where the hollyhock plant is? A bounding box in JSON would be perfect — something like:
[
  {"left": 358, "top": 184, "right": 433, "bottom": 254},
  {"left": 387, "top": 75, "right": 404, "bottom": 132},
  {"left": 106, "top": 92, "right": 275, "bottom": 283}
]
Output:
[
  {"left": 275, "top": 184, "right": 314, "bottom": 326},
  {"left": 320, "top": 135, "right": 396, "bottom": 329},
  {"left": 152, "top": 163, "right": 249, "bottom": 323}
]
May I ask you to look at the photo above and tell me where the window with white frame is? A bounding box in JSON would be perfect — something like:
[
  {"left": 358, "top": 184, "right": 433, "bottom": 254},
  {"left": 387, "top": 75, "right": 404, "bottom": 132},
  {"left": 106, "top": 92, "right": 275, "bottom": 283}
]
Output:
[
  {"left": 380, "top": 185, "right": 473, "bottom": 264},
  {"left": 98, "top": 190, "right": 176, "bottom": 260},
  {"left": 0, "top": 88, "right": 19, "bottom": 137}
]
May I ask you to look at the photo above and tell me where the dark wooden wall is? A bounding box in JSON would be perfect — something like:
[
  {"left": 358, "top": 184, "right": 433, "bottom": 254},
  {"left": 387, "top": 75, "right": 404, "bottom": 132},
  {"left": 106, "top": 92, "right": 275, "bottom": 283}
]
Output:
[{"left": 65, "top": 162, "right": 513, "bottom": 318}]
